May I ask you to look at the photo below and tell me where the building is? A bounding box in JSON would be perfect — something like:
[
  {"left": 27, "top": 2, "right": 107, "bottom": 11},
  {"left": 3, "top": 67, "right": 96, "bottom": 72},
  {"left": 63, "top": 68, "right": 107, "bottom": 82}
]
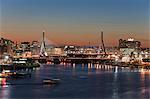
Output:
[
  {"left": 0, "top": 38, "right": 14, "bottom": 56},
  {"left": 64, "top": 45, "right": 76, "bottom": 54},
  {"left": 119, "top": 38, "right": 141, "bottom": 49},
  {"left": 13, "top": 42, "right": 31, "bottom": 58},
  {"left": 118, "top": 38, "right": 141, "bottom": 62},
  {"left": 20, "top": 42, "right": 30, "bottom": 51},
  {"left": 30, "top": 41, "right": 40, "bottom": 55}
]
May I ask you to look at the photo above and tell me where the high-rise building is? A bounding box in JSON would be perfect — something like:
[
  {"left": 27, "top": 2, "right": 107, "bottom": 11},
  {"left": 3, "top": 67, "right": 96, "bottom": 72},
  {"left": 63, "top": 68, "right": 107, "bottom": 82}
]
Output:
[
  {"left": 118, "top": 38, "right": 141, "bottom": 49},
  {"left": 0, "top": 38, "right": 14, "bottom": 56},
  {"left": 31, "top": 41, "right": 40, "bottom": 55},
  {"left": 118, "top": 38, "right": 141, "bottom": 61}
]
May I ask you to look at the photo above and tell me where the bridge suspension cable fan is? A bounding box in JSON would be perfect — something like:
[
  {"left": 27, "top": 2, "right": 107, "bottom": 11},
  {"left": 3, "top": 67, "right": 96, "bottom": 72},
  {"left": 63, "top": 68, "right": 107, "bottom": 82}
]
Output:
[{"left": 40, "top": 30, "right": 48, "bottom": 57}]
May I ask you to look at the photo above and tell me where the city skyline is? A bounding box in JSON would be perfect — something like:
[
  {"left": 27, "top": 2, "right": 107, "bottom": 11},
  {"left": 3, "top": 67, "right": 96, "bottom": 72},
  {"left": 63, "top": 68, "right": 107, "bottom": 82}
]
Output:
[{"left": 0, "top": 0, "right": 149, "bottom": 47}]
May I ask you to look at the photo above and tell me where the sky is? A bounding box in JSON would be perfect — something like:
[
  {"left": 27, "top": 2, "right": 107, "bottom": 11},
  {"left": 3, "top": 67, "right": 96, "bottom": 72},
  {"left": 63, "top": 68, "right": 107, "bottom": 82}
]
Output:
[{"left": 0, "top": 0, "right": 150, "bottom": 47}]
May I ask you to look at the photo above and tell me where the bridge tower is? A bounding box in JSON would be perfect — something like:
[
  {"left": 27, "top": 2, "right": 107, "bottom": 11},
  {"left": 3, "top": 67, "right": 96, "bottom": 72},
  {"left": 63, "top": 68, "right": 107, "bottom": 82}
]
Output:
[
  {"left": 40, "top": 30, "right": 48, "bottom": 57},
  {"left": 101, "top": 31, "right": 107, "bottom": 56}
]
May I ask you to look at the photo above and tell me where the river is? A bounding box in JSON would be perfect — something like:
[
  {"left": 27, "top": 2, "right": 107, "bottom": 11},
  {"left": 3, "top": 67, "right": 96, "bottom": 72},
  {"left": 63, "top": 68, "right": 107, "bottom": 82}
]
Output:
[{"left": 0, "top": 63, "right": 150, "bottom": 99}]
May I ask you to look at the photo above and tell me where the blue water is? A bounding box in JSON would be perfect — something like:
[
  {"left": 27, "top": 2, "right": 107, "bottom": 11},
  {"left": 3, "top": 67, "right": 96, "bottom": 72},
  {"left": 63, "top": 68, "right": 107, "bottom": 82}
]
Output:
[{"left": 0, "top": 63, "right": 150, "bottom": 99}]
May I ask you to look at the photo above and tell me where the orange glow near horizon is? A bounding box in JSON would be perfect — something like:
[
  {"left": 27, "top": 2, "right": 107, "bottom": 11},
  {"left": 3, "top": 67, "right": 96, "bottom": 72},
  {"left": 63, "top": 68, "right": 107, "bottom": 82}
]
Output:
[{"left": 1, "top": 31, "right": 150, "bottom": 47}]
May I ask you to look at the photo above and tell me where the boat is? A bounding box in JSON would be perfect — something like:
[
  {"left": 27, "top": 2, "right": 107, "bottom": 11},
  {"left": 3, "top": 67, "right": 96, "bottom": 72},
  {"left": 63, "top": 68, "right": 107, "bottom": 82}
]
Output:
[
  {"left": 11, "top": 72, "right": 31, "bottom": 78},
  {"left": 13, "top": 58, "right": 40, "bottom": 69},
  {"left": 42, "top": 79, "right": 60, "bottom": 84}
]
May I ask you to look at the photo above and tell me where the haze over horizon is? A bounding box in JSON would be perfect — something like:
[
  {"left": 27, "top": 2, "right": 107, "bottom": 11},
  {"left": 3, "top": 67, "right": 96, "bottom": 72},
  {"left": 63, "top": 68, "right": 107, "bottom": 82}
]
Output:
[{"left": 0, "top": 0, "right": 149, "bottom": 47}]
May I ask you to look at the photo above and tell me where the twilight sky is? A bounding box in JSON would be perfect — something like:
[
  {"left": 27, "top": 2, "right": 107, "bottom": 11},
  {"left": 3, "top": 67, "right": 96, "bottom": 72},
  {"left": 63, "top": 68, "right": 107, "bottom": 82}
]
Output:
[{"left": 0, "top": 0, "right": 149, "bottom": 47}]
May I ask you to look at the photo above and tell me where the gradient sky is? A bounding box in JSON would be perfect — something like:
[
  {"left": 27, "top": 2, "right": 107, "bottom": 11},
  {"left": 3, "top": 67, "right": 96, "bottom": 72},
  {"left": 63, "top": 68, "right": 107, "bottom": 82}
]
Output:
[{"left": 0, "top": 0, "right": 149, "bottom": 47}]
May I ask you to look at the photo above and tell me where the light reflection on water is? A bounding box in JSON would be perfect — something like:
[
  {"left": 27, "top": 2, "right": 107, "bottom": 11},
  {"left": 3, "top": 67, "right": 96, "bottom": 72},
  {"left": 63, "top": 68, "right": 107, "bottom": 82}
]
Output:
[
  {"left": 112, "top": 73, "right": 119, "bottom": 99},
  {"left": 0, "top": 78, "right": 10, "bottom": 99},
  {"left": 0, "top": 63, "right": 150, "bottom": 99}
]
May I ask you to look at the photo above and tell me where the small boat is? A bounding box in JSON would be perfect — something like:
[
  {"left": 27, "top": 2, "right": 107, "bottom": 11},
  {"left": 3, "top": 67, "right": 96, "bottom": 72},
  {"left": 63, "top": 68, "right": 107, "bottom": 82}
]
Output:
[
  {"left": 11, "top": 72, "right": 31, "bottom": 78},
  {"left": 42, "top": 79, "right": 60, "bottom": 84}
]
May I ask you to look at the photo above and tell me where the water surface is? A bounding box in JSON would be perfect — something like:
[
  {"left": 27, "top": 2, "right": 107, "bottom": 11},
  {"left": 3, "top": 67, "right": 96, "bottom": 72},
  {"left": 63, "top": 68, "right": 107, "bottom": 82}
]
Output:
[{"left": 0, "top": 63, "right": 150, "bottom": 99}]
